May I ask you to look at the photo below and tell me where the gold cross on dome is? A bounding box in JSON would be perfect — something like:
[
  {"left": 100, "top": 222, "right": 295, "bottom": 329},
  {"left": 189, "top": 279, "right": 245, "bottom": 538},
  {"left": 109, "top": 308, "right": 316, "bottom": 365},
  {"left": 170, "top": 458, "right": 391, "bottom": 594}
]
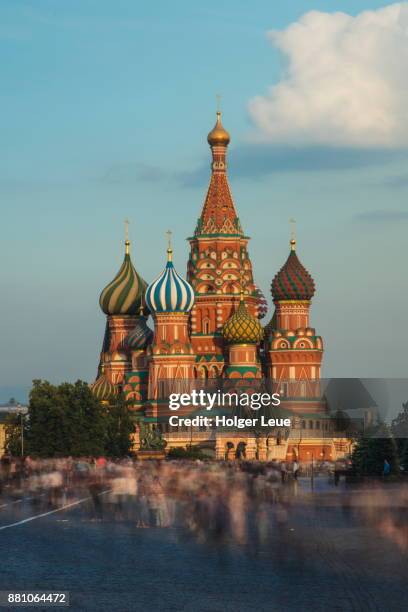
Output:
[
  {"left": 289, "top": 218, "right": 297, "bottom": 250},
  {"left": 124, "top": 219, "right": 130, "bottom": 254},
  {"left": 166, "top": 229, "right": 172, "bottom": 250},
  {"left": 165, "top": 229, "right": 173, "bottom": 262}
]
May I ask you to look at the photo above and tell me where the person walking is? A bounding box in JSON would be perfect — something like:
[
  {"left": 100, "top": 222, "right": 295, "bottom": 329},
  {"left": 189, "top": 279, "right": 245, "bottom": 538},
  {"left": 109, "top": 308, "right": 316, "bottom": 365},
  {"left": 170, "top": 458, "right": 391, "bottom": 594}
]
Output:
[
  {"left": 383, "top": 459, "right": 391, "bottom": 478},
  {"left": 280, "top": 461, "right": 287, "bottom": 484},
  {"left": 293, "top": 460, "right": 299, "bottom": 480}
]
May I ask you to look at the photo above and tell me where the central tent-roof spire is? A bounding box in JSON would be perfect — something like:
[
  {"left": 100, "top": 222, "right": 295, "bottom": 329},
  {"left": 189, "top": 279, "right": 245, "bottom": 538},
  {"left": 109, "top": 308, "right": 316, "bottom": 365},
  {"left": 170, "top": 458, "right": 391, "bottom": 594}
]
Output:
[{"left": 195, "top": 109, "right": 243, "bottom": 237}]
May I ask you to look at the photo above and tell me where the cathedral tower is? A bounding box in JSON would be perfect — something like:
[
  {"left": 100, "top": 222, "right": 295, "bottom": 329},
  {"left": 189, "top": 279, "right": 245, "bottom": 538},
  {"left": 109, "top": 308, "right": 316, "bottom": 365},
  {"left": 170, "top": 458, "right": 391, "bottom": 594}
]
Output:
[
  {"left": 187, "top": 112, "right": 261, "bottom": 377},
  {"left": 98, "top": 233, "right": 147, "bottom": 385},
  {"left": 121, "top": 306, "right": 153, "bottom": 412},
  {"left": 222, "top": 294, "right": 264, "bottom": 379},
  {"left": 145, "top": 242, "right": 195, "bottom": 405},
  {"left": 265, "top": 237, "right": 323, "bottom": 400}
]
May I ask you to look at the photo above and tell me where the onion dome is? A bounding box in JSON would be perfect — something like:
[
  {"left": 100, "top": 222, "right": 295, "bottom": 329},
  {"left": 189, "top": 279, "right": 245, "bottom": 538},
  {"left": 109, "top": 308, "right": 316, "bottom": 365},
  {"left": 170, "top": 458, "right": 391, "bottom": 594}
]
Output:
[
  {"left": 91, "top": 375, "right": 117, "bottom": 402},
  {"left": 222, "top": 296, "right": 264, "bottom": 344},
  {"left": 99, "top": 240, "right": 147, "bottom": 316},
  {"left": 254, "top": 284, "right": 268, "bottom": 320},
  {"left": 124, "top": 315, "right": 153, "bottom": 351},
  {"left": 271, "top": 240, "right": 315, "bottom": 301},
  {"left": 207, "top": 111, "right": 230, "bottom": 147},
  {"left": 145, "top": 245, "right": 195, "bottom": 314}
]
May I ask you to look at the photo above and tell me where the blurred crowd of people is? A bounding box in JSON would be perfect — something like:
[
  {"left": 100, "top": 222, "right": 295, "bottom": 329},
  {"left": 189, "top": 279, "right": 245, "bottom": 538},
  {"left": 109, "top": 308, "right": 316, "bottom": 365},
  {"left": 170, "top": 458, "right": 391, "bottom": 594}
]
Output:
[
  {"left": 0, "top": 456, "right": 308, "bottom": 548},
  {"left": 0, "top": 456, "right": 406, "bottom": 552}
]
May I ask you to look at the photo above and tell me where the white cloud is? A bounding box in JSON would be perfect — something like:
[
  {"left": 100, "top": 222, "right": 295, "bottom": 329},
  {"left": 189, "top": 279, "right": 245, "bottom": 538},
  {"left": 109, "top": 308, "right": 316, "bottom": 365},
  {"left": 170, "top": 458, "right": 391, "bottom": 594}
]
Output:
[{"left": 248, "top": 3, "right": 408, "bottom": 147}]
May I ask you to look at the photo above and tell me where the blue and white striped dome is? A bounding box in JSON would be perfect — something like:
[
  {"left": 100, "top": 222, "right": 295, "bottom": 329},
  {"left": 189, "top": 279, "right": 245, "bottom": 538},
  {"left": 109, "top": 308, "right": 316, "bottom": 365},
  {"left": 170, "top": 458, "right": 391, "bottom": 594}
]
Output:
[{"left": 145, "top": 249, "right": 195, "bottom": 314}]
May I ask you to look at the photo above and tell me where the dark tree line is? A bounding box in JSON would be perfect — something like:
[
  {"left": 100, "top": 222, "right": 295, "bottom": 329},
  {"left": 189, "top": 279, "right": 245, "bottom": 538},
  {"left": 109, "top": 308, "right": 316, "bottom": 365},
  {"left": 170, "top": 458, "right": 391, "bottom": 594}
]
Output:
[
  {"left": 5, "top": 380, "right": 135, "bottom": 458},
  {"left": 391, "top": 400, "right": 408, "bottom": 471},
  {"left": 351, "top": 400, "right": 408, "bottom": 477}
]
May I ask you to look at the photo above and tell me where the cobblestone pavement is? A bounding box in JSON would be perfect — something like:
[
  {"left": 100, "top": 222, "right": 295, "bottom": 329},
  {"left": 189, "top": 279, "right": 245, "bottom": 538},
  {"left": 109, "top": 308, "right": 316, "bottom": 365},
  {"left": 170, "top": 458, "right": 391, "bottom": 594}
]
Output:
[{"left": 0, "top": 478, "right": 406, "bottom": 612}]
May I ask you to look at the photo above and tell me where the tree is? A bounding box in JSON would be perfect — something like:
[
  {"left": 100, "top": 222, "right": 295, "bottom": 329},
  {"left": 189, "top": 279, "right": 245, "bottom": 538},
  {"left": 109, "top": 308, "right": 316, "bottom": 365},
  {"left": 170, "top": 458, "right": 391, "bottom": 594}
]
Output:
[
  {"left": 391, "top": 401, "right": 408, "bottom": 459},
  {"left": 4, "top": 412, "right": 26, "bottom": 456},
  {"left": 104, "top": 394, "right": 134, "bottom": 458},
  {"left": 400, "top": 440, "right": 408, "bottom": 472},
  {"left": 352, "top": 424, "right": 399, "bottom": 477},
  {"left": 6, "top": 380, "right": 170, "bottom": 459},
  {"left": 333, "top": 409, "right": 351, "bottom": 433},
  {"left": 27, "top": 380, "right": 107, "bottom": 457},
  {"left": 391, "top": 401, "right": 408, "bottom": 439},
  {"left": 167, "top": 446, "right": 206, "bottom": 460}
]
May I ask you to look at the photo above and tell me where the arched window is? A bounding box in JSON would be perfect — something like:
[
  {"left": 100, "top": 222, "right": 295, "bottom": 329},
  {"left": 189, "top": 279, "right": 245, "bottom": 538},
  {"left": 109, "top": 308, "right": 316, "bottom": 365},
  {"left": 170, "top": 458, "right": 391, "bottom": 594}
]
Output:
[{"left": 203, "top": 318, "right": 210, "bottom": 334}]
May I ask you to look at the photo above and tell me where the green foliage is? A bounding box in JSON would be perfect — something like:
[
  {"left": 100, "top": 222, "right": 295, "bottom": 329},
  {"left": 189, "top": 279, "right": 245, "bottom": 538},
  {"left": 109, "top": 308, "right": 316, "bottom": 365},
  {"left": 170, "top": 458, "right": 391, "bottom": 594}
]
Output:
[
  {"left": 4, "top": 412, "right": 26, "bottom": 456},
  {"left": 167, "top": 445, "right": 206, "bottom": 460},
  {"left": 104, "top": 394, "right": 134, "bottom": 458},
  {"left": 27, "top": 380, "right": 107, "bottom": 458},
  {"left": 391, "top": 401, "right": 408, "bottom": 439},
  {"left": 21, "top": 381, "right": 136, "bottom": 458},
  {"left": 400, "top": 440, "right": 408, "bottom": 471},
  {"left": 391, "top": 401, "right": 408, "bottom": 466},
  {"left": 333, "top": 409, "right": 352, "bottom": 433},
  {"left": 352, "top": 424, "right": 399, "bottom": 477}
]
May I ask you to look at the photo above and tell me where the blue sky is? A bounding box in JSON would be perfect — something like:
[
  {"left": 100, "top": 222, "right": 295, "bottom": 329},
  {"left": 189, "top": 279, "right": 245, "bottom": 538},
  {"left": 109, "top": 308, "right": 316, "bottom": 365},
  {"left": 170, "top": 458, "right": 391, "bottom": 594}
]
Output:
[{"left": 1, "top": 1, "right": 407, "bottom": 402}]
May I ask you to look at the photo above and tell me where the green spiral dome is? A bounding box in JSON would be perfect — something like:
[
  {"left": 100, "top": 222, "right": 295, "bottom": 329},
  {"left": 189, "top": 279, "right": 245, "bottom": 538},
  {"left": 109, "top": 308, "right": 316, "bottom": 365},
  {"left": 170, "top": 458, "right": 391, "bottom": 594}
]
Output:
[
  {"left": 125, "top": 316, "right": 153, "bottom": 351},
  {"left": 222, "top": 298, "right": 264, "bottom": 344},
  {"left": 99, "top": 242, "right": 147, "bottom": 316}
]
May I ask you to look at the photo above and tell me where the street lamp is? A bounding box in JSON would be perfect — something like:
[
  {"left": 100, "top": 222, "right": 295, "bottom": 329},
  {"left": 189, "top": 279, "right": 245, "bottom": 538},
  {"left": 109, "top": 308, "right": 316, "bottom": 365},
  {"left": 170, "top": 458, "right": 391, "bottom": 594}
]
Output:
[
  {"left": 311, "top": 451, "right": 314, "bottom": 490},
  {"left": 293, "top": 416, "right": 302, "bottom": 462}
]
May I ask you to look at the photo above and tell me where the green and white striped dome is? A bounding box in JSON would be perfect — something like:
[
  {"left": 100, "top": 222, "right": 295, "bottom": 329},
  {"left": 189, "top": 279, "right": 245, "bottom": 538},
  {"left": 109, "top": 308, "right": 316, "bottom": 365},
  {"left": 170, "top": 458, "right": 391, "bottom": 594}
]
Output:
[
  {"left": 99, "top": 241, "right": 147, "bottom": 316},
  {"left": 91, "top": 375, "right": 117, "bottom": 402}
]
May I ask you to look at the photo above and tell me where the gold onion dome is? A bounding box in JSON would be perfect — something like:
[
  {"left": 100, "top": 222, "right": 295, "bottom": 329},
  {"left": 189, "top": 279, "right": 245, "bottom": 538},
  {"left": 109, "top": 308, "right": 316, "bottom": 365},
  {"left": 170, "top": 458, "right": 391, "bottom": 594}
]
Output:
[
  {"left": 207, "top": 111, "right": 230, "bottom": 147},
  {"left": 99, "top": 240, "right": 147, "bottom": 316},
  {"left": 91, "top": 375, "right": 117, "bottom": 402},
  {"left": 222, "top": 297, "right": 264, "bottom": 344}
]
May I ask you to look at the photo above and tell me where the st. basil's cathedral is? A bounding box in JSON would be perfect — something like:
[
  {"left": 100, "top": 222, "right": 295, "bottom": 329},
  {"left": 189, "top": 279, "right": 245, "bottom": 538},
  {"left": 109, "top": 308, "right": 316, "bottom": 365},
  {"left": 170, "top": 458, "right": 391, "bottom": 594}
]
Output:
[{"left": 91, "top": 112, "right": 351, "bottom": 462}]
